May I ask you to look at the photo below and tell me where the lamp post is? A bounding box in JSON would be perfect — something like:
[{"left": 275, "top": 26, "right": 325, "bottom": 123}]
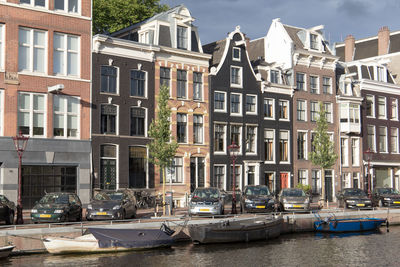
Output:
[
  {"left": 12, "top": 131, "right": 29, "bottom": 224},
  {"left": 364, "top": 148, "right": 373, "bottom": 198},
  {"left": 228, "top": 142, "right": 240, "bottom": 214}
]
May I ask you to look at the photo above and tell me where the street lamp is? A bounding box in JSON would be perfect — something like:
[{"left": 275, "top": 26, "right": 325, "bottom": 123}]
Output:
[
  {"left": 364, "top": 147, "right": 374, "bottom": 198},
  {"left": 12, "top": 131, "right": 29, "bottom": 224},
  {"left": 228, "top": 141, "right": 240, "bottom": 214}
]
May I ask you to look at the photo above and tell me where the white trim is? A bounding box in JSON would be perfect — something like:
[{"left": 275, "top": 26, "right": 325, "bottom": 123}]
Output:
[
  {"left": 360, "top": 79, "right": 400, "bottom": 95},
  {"left": 53, "top": 32, "right": 80, "bottom": 78},
  {"left": 297, "top": 130, "right": 308, "bottom": 160},
  {"left": 129, "top": 69, "right": 148, "bottom": 99},
  {"left": 245, "top": 124, "right": 257, "bottom": 155},
  {"left": 100, "top": 65, "right": 120, "bottom": 95},
  {"left": 230, "top": 123, "right": 243, "bottom": 155},
  {"left": 245, "top": 94, "right": 257, "bottom": 115},
  {"left": 213, "top": 164, "right": 227, "bottom": 191},
  {"left": 278, "top": 99, "right": 290, "bottom": 121},
  {"left": 214, "top": 91, "right": 227, "bottom": 113},
  {"left": 230, "top": 66, "right": 243, "bottom": 88},
  {"left": 18, "top": 27, "right": 48, "bottom": 74},
  {"left": 18, "top": 92, "right": 47, "bottom": 138},
  {"left": 214, "top": 122, "right": 227, "bottom": 154},
  {"left": 232, "top": 47, "right": 241, "bottom": 61},
  {"left": 230, "top": 92, "right": 242, "bottom": 116},
  {"left": 0, "top": 24, "right": 4, "bottom": 71},
  {"left": 53, "top": 95, "right": 81, "bottom": 139},
  {"left": 263, "top": 97, "right": 275, "bottom": 120},
  {"left": 377, "top": 96, "right": 387, "bottom": 120}
]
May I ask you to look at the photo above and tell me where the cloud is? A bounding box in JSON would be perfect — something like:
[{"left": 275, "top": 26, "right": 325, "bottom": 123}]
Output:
[{"left": 336, "top": 0, "right": 370, "bottom": 17}]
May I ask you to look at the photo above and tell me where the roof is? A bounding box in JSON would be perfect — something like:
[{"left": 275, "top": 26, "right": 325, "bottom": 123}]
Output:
[
  {"left": 248, "top": 38, "right": 264, "bottom": 62},
  {"left": 283, "top": 24, "right": 304, "bottom": 50},
  {"left": 202, "top": 39, "right": 226, "bottom": 68}
]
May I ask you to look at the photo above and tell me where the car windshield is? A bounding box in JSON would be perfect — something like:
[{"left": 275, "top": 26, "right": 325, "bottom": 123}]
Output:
[
  {"left": 193, "top": 189, "right": 219, "bottom": 199},
  {"left": 377, "top": 188, "right": 400, "bottom": 195},
  {"left": 93, "top": 192, "right": 111, "bottom": 201},
  {"left": 106, "top": 192, "right": 124, "bottom": 201},
  {"left": 39, "top": 194, "right": 69, "bottom": 204},
  {"left": 245, "top": 187, "right": 270, "bottom": 196},
  {"left": 281, "top": 189, "right": 305, "bottom": 197},
  {"left": 343, "top": 189, "right": 366, "bottom": 196}
]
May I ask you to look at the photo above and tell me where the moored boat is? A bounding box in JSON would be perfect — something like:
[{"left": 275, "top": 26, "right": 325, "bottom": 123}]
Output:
[
  {"left": 188, "top": 215, "right": 283, "bottom": 244},
  {"left": 314, "top": 217, "right": 386, "bottom": 233},
  {"left": 0, "top": 245, "right": 14, "bottom": 259}
]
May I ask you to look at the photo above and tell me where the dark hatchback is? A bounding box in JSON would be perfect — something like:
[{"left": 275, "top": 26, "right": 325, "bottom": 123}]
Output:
[
  {"left": 31, "top": 192, "right": 82, "bottom": 223},
  {"left": 240, "top": 185, "right": 275, "bottom": 213},
  {"left": 372, "top": 187, "right": 400, "bottom": 207},
  {"left": 86, "top": 190, "right": 137, "bottom": 221},
  {"left": 337, "top": 188, "right": 372, "bottom": 209},
  {"left": 0, "top": 195, "right": 15, "bottom": 225}
]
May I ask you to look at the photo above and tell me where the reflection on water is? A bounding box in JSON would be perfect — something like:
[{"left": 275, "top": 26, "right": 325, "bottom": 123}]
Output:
[{"left": 3, "top": 227, "right": 400, "bottom": 267}]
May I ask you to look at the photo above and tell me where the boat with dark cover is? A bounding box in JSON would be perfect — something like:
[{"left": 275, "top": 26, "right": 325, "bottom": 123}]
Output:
[{"left": 188, "top": 216, "right": 283, "bottom": 244}]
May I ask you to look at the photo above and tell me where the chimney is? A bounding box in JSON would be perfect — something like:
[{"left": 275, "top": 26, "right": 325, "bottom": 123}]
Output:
[
  {"left": 378, "top": 26, "right": 390, "bottom": 55},
  {"left": 344, "top": 35, "right": 355, "bottom": 62}
]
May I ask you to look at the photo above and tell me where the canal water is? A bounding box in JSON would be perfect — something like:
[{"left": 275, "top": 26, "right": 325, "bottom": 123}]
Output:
[{"left": 3, "top": 226, "right": 399, "bottom": 267}]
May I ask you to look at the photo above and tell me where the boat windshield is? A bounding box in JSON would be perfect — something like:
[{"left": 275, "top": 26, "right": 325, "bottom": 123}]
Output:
[
  {"left": 343, "top": 189, "right": 366, "bottom": 196},
  {"left": 281, "top": 189, "right": 305, "bottom": 197},
  {"left": 377, "top": 188, "right": 400, "bottom": 195},
  {"left": 245, "top": 187, "right": 270, "bottom": 196},
  {"left": 193, "top": 189, "right": 219, "bottom": 199},
  {"left": 93, "top": 192, "right": 111, "bottom": 201},
  {"left": 39, "top": 194, "right": 69, "bottom": 204},
  {"left": 106, "top": 192, "right": 124, "bottom": 201}
]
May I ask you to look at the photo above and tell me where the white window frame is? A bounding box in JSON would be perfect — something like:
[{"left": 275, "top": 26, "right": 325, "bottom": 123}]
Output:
[
  {"left": 214, "top": 91, "right": 227, "bottom": 113},
  {"left": 298, "top": 169, "right": 308, "bottom": 185},
  {"left": 310, "top": 101, "right": 319, "bottom": 122},
  {"left": 245, "top": 124, "right": 257, "bottom": 155},
  {"left": 193, "top": 114, "right": 204, "bottom": 144},
  {"left": 270, "top": 69, "right": 281, "bottom": 84},
  {"left": 245, "top": 94, "right": 257, "bottom": 115},
  {"left": 230, "top": 164, "right": 242, "bottom": 191},
  {"left": 391, "top": 98, "right": 398, "bottom": 121},
  {"left": 391, "top": 128, "right": 399, "bottom": 154},
  {"left": 264, "top": 128, "right": 275, "bottom": 163},
  {"left": 376, "top": 66, "right": 387, "bottom": 82},
  {"left": 130, "top": 106, "right": 148, "bottom": 137},
  {"left": 0, "top": 24, "right": 4, "bottom": 71},
  {"left": 18, "top": 27, "right": 47, "bottom": 73},
  {"left": 245, "top": 164, "right": 257, "bottom": 186},
  {"left": 53, "top": 95, "right": 80, "bottom": 139},
  {"left": 166, "top": 157, "right": 184, "bottom": 184},
  {"left": 54, "top": 0, "right": 80, "bottom": 14},
  {"left": 230, "top": 66, "right": 242, "bottom": 88},
  {"left": 53, "top": 32, "right": 80, "bottom": 77},
  {"left": 324, "top": 102, "right": 333, "bottom": 123},
  {"left": 214, "top": 123, "right": 227, "bottom": 154},
  {"left": 232, "top": 47, "right": 241, "bottom": 61},
  {"left": 310, "top": 75, "right": 319, "bottom": 94},
  {"left": 279, "top": 130, "right": 290, "bottom": 164},
  {"left": 230, "top": 93, "right": 242, "bottom": 116},
  {"left": 130, "top": 69, "right": 148, "bottom": 98},
  {"left": 176, "top": 113, "right": 187, "bottom": 144},
  {"left": 264, "top": 98, "right": 275, "bottom": 120},
  {"left": 193, "top": 72, "right": 203, "bottom": 101},
  {"left": 278, "top": 99, "right": 290, "bottom": 121},
  {"left": 322, "top": 76, "right": 332, "bottom": 94},
  {"left": 377, "top": 96, "right": 386, "bottom": 119},
  {"left": 297, "top": 130, "right": 308, "bottom": 160},
  {"left": 379, "top": 126, "right": 388, "bottom": 153},
  {"left": 176, "top": 69, "right": 187, "bottom": 99},
  {"left": 296, "top": 72, "right": 306, "bottom": 91},
  {"left": 351, "top": 138, "right": 360, "bottom": 166},
  {"left": 265, "top": 171, "right": 276, "bottom": 192},
  {"left": 100, "top": 103, "right": 119, "bottom": 135},
  {"left": 341, "top": 138, "right": 349, "bottom": 167},
  {"left": 297, "top": 99, "right": 307, "bottom": 121},
  {"left": 18, "top": 92, "right": 47, "bottom": 137},
  {"left": 100, "top": 65, "right": 119, "bottom": 95},
  {"left": 230, "top": 124, "right": 242, "bottom": 155},
  {"left": 139, "top": 31, "right": 149, "bottom": 44},
  {"left": 20, "top": 0, "right": 48, "bottom": 8},
  {"left": 367, "top": 125, "right": 376, "bottom": 152},
  {"left": 310, "top": 33, "right": 319, "bottom": 50},
  {"left": 176, "top": 25, "right": 188, "bottom": 50},
  {"left": 366, "top": 95, "right": 375, "bottom": 118},
  {"left": 214, "top": 164, "right": 226, "bottom": 191}
]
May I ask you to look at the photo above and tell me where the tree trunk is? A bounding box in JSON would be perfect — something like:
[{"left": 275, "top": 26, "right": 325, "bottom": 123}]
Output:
[
  {"left": 321, "top": 167, "right": 325, "bottom": 207},
  {"left": 162, "top": 167, "right": 166, "bottom": 216}
]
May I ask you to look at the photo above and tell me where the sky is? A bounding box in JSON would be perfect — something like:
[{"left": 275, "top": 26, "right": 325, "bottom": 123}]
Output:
[{"left": 160, "top": 0, "right": 400, "bottom": 47}]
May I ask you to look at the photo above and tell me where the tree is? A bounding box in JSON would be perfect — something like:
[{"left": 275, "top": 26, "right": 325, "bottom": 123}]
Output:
[
  {"left": 310, "top": 102, "right": 338, "bottom": 206},
  {"left": 93, "top": 0, "right": 169, "bottom": 35},
  {"left": 147, "top": 84, "right": 178, "bottom": 215}
]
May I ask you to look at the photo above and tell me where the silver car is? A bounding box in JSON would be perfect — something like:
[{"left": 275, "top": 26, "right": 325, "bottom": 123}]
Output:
[
  {"left": 189, "top": 187, "right": 224, "bottom": 216},
  {"left": 278, "top": 188, "right": 310, "bottom": 212}
]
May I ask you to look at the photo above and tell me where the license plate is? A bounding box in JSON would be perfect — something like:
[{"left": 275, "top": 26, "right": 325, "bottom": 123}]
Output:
[
  {"left": 256, "top": 206, "right": 265, "bottom": 209},
  {"left": 356, "top": 204, "right": 365, "bottom": 207},
  {"left": 293, "top": 205, "right": 302, "bottom": 208},
  {"left": 96, "top": 212, "right": 107, "bottom": 215},
  {"left": 39, "top": 214, "right": 51, "bottom": 218},
  {"left": 394, "top": 201, "right": 400, "bottom": 204},
  {"left": 200, "top": 209, "right": 210, "bottom": 212}
]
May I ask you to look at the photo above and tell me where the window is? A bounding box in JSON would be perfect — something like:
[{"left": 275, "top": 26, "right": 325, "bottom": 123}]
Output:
[
  {"left": 353, "top": 172, "right": 359, "bottom": 189},
  {"left": 230, "top": 66, "right": 242, "bottom": 87},
  {"left": 20, "top": 0, "right": 46, "bottom": 7},
  {"left": 190, "top": 157, "right": 205, "bottom": 190},
  {"left": 270, "top": 70, "right": 279, "bottom": 84},
  {"left": 214, "top": 124, "right": 226, "bottom": 152},
  {"left": 139, "top": 31, "right": 149, "bottom": 44},
  {"left": 177, "top": 26, "right": 187, "bottom": 50},
  {"left": 246, "top": 95, "right": 256, "bottom": 114},
  {"left": 193, "top": 115, "right": 203, "bottom": 144},
  {"left": 53, "top": 33, "right": 79, "bottom": 76},
  {"left": 264, "top": 129, "right": 274, "bottom": 162},
  {"left": 297, "top": 132, "right": 307, "bottom": 160},
  {"left": 341, "top": 138, "right": 348, "bottom": 166},
  {"left": 130, "top": 70, "right": 146, "bottom": 97},
  {"left": 53, "top": 95, "right": 79, "bottom": 138},
  {"left": 298, "top": 170, "right": 307, "bottom": 185},
  {"left": 264, "top": 98, "right": 274, "bottom": 119},
  {"left": 279, "top": 131, "right": 289, "bottom": 162},
  {"left": 366, "top": 95, "right": 374, "bottom": 117},
  {"left": 391, "top": 128, "right": 398, "bottom": 153},
  {"left": 377, "top": 66, "right": 386, "bottom": 82},
  {"left": 297, "top": 100, "right": 306, "bottom": 121},
  {"left": 279, "top": 100, "right": 289, "bottom": 120},
  {"left": 213, "top": 165, "right": 225, "bottom": 190},
  {"left": 214, "top": 92, "right": 226, "bottom": 112},
  {"left": 160, "top": 67, "right": 170, "bottom": 88},
  {"left": 246, "top": 125, "right": 257, "bottom": 153},
  {"left": 193, "top": 72, "right": 203, "bottom": 101},
  {"left": 166, "top": 157, "right": 183, "bottom": 183},
  {"left": 129, "top": 146, "right": 147, "bottom": 188},
  {"left": 100, "top": 66, "right": 117, "bottom": 94},
  {"left": 379, "top": 126, "right": 387, "bottom": 153},
  {"left": 247, "top": 166, "right": 255, "bottom": 185},
  {"left": 310, "top": 33, "right": 318, "bottom": 50},
  {"left": 230, "top": 125, "right": 241, "bottom": 148},
  {"left": 311, "top": 132, "right": 317, "bottom": 152},
  {"left": 323, "top": 77, "right": 332, "bottom": 94},
  {"left": 367, "top": 125, "right": 375, "bottom": 151},
  {"left": 312, "top": 170, "right": 321, "bottom": 194},
  {"left": 177, "top": 70, "right": 187, "bottom": 99},
  {"left": 230, "top": 93, "right": 241, "bottom": 115},
  {"left": 391, "top": 98, "right": 398, "bottom": 120},
  {"left": 177, "top": 113, "right": 187, "bottom": 143},
  {"left": 310, "top": 101, "right": 319, "bottom": 122},
  {"left": 350, "top": 104, "right": 360, "bottom": 123},
  {"left": 310, "top": 76, "right": 319, "bottom": 94},
  {"left": 351, "top": 138, "right": 359, "bottom": 166},
  {"left": 233, "top": 47, "right": 240, "bottom": 61},
  {"left": 324, "top": 102, "right": 332, "bottom": 123},
  {"left": 0, "top": 24, "right": 4, "bottom": 70},
  {"left": 101, "top": 104, "right": 117, "bottom": 134},
  {"left": 130, "top": 108, "right": 145, "bottom": 136},
  {"left": 296, "top": 73, "right": 305, "bottom": 91},
  {"left": 229, "top": 165, "right": 241, "bottom": 191},
  {"left": 378, "top": 96, "right": 386, "bottom": 119},
  {"left": 265, "top": 172, "right": 275, "bottom": 192},
  {"left": 18, "top": 28, "right": 46, "bottom": 73},
  {"left": 100, "top": 145, "right": 117, "bottom": 190},
  {"left": 18, "top": 93, "right": 46, "bottom": 136},
  {"left": 54, "top": 0, "right": 78, "bottom": 13}
]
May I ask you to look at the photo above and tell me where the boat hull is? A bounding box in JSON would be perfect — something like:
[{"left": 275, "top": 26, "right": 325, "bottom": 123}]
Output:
[
  {"left": 188, "top": 217, "right": 283, "bottom": 244},
  {"left": 314, "top": 218, "right": 386, "bottom": 233},
  {"left": 0, "top": 245, "right": 14, "bottom": 258}
]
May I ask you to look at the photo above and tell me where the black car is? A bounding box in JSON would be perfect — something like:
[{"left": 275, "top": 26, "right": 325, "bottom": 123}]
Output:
[
  {"left": 240, "top": 185, "right": 276, "bottom": 213},
  {"left": 337, "top": 188, "right": 372, "bottom": 209},
  {"left": 31, "top": 192, "right": 82, "bottom": 223},
  {"left": 0, "top": 195, "right": 15, "bottom": 225},
  {"left": 86, "top": 190, "right": 137, "bottom": 220},
  {"left": 372, "top": 187, "right": 400, "bottom": 207}
]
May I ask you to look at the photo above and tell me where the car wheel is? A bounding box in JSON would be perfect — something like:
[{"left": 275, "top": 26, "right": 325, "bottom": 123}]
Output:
[
  {"left": 379, "top": 199, "right": 383, "bottom": 208},
  {"left": 5, "top": 211, "right": 14, "bottom": 225}
]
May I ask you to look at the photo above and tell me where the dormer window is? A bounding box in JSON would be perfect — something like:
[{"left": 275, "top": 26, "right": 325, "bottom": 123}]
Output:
[
  {"left": 376, "top": 66, "right": 386, "bottom": 82},
  {"left": 139, "top": 32, "right": 149, "bottom": 44},
  {"left": 233, "top": 47, "right": 240, "bottom": 61},
  {"left": 310, "top": 34, "right": 318, "bottom": 50},
  {"left": 177, "top": 26, "right": 188, "bottom": 50},
  {"left": 270, "top": 70, "right": 280, "bottom": 84}
]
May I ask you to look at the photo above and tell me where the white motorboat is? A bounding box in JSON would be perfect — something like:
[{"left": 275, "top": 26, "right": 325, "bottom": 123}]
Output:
[{"left": 0, "top": 245, "right": 15, "bottom": 258}]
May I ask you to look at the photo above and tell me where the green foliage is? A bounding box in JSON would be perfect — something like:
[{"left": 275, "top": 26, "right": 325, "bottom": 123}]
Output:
[
  {"left": 310, "top": 102, "right": 338, "bottom": 169},
  {"left": 296, "top": 183, "right": 312, "bottom": 194},
  {"left": 93, "top": 0, "right": 169, "bottom": 35},
  {"left": 147, "top": 84, "right": 178, "bottom": 169}
]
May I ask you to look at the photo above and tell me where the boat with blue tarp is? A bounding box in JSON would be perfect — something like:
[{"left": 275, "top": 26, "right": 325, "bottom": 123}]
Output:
[{"left": 314, "top": 213, "right": 386, "bottom": 233}]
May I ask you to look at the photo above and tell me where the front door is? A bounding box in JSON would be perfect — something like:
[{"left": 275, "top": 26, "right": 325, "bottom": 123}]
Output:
[
  {"left": 280, "top": 173, "right": 289, "bottom": 189},
  {"left": 325, "top": 170, "right": 333, "bottom": 202}
]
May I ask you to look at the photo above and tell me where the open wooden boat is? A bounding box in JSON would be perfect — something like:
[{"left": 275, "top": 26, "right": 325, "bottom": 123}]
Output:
[
  {"left": 314, "top": 217, "right": 386, "bottom": 233},
  {"left": 43, "top": 227, "right": 174, "bottom": 254},
  {"left": 0, "top": 245, "right": 14, "bottom": 259},
  {"left": 188, "top": 216, "right": 283, "bottom": 244}
]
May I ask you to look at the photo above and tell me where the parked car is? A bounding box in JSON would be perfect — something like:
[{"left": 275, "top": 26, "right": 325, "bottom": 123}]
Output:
[
  {"left": 0, "top": 195, "right": 15, "bottom": 225},
  {"left": 240, "top": 185, "right": 276, "bottom": 213},
  {"left": 278, "top": 188, "right": 310, "bottom": 212},
  {"left": 86, "top": 190, "right": 137, "bottom": 220},
  {"left": 372, "top": 187, "right": 400, "bottom": 207},
  {"left": 31, "top": 192, "right": 82, "bottom": 223},
  {"left": 337, "top": 188, "right": 372, "bottom": 209},
  {"left": 189, "top": 187, "right": 224, "bottom": 216}
]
